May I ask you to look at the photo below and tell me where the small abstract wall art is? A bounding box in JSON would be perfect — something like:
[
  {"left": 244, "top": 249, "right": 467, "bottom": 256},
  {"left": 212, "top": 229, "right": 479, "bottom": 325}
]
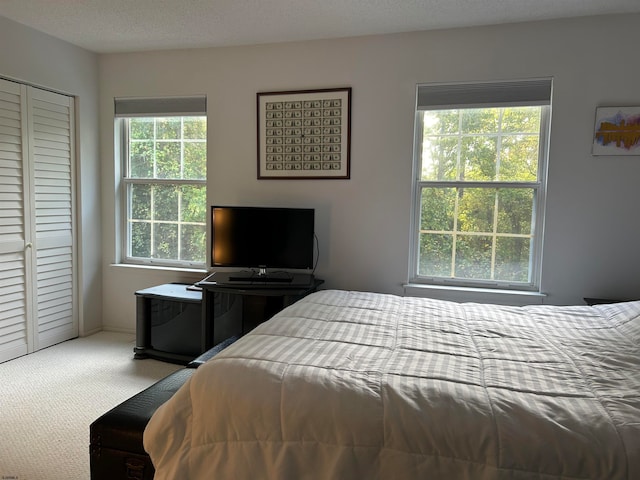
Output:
[{"left": 592, "top": 106, "right": 640, "bottom": 155}]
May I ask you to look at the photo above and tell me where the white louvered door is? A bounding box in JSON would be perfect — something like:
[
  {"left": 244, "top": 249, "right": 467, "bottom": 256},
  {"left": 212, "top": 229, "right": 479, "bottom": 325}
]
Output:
[
  {"left": 0, "top": 78, "right": 76, "bottom": 362},
  {"left": 0, "top": 79, "right": 32, "bottom": 363},
  {"left": 27, "top": 87, "right": 77, "bottom": 350}
]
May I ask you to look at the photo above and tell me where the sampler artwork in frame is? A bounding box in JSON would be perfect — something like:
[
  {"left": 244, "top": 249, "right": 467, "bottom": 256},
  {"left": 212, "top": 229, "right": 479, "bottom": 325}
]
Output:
[
  {"left": 257, "top": 88, "right": 351, "bottom": 179},
  {"left": 592, "top": 106, "right": 640, "bottom": 155}
]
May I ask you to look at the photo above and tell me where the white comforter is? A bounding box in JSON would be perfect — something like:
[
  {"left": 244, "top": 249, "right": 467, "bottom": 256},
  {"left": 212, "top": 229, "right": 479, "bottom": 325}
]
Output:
[{"left": 144, "top": 290, "right": 640, "bottom": 479}]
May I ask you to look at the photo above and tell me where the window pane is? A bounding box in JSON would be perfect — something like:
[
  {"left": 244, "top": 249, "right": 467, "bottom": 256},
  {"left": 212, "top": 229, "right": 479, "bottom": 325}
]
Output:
[
  {"left": 180, "top": 185, "right": 206, "bottom": 223},
  {"left": 495, "top": 237, "right": 531, "bottom": 282},
  {"left": 155, "top": 142, "right": 181, "bottom": 179},
  {"left": 181, "top": 224, "right": 206, "bottom": 262},
  {"left": 455, "top": 235, "right": 492, "bottom": 279},
  {"left": 499, "top": 134, "right": 539, "bottom": 181},
  {"left": 131, "top": 222, "right": 151, "bottom": 257},
  {"left": 183, "top": 117, "right": 206, "bottom": 139},
  {"left": 130, "top": 118, "right": 154, "bottom": 140},
  {"left": 130, "top": 184, "right": 151, "bottom": 220},
  {"left": 421, "top": 136, "right": 459, "bottom": 181},
  {"left": 457, "top": 188, "right": 495, "bottom": 233},
  {"left": 156, "top": 117, "right": 181, "bottom": 140},
  {"left": 420, "top": 187, "right": 455, "bottom": 231},
  {"left": 501, "top": 107, "right": 540, "bottom": 134},
  {"left": 153, "top": 185, "right": 178, "bottom": 221},
  {"left": 462, "top": 135, "right": 498, "bottom": 181},
  {"left": 153, "top": 223, "right": 178, "bottom": 259},
  {"left": 421, "top": 111, "right": 460, "bottom": 181},
  {"left": 497, "top": 189, "right": 533, "bottom": 235},
  {"left": 460, "top": 108, "right": 499, "bottom": 134},
  {"left": 418, "top": 233, "right": 452, "bottom": 277},
  {"left": 184, "top": 142, "right": 206, "bottom": 180},
  {"left": 423, "top": 110, "right": 459, "bottom": 135},
  {"left": 129, "top": 141, "right": 153, "bottom": 178}
]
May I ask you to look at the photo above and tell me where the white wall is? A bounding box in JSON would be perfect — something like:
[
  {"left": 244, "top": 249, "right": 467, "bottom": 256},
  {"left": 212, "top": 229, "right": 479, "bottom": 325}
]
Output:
[
  {"left": 0, "top": 17, "right": 102, "bottom": 335},
  {"left": 99, "top": 14, "right": 640, "bottom": 332}
]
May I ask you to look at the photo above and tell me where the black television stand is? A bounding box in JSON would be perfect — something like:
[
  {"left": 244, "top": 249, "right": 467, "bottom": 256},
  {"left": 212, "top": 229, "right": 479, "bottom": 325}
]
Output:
[
  {"left": 199, "top": 277, "right": 323, "bottom": 345},
  {"left": 134, "top": 278, "right": 323, "bottom": 364}
]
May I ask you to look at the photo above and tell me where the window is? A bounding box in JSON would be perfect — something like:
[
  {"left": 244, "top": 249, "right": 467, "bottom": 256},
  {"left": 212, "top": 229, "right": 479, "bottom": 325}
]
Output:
[
  {"left": 115, "top": 96, "right": 207, "bottom": 268},
  {"left": 410, "top": 80, "right": 551, "bottom": 290}
]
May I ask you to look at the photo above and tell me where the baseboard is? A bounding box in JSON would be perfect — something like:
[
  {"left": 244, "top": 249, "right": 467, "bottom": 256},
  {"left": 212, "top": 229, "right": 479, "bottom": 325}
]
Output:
[
  {"left": 101, "top": 326, "right": 136, "bottom": 335},
  {"left": 81, "top": 326, "right": 103, "bottom": 337}
]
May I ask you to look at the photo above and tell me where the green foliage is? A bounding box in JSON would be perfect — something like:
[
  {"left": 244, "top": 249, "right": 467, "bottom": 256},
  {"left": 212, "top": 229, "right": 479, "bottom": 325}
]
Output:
[
  {"left": 418, "top": 233, "right": 452, "bottom": 277},
  {"left": 184, "top": 142, "right": 206, "bottom": 180},
  {"left": 420, "top": 188, "right": 455, "bottom": 231},
  {"left": 455, "top": 235, "right": 492, "bottom": 279},
  {"left": 418, "top": 106, "right": 541, "bottom": 283},
  {"left": 499, "top": 134, "right": 539, "bottom": 181},
  {"left": 130, "top": 184, "right": 151, "bottom": 220},
  {"left": 154, "top": 223, "right": 178, "bottom": 259},
  {"left": 457, "top": 188, "right": 495, "bottom": 232},
  {"left": 156, "top": 117, "right": 181, "bottom": 139},
  {"left": 153, "top": 185, "right": 179, "bottom": 220},
  {"left": 130, "top": 118, "right": 154, "bottom": 139},
  {"left": 183, "top": 118, "right": 206, "bottom": 139},
  {"left": 129, "top": 141, "right": 153, "bottom": 177},
  {"left": 181, "top": 225, "right": 206, "bottom": 262},
  {"left": 181, "top": 185, "right": 206, "bottom": 223},
  {"left": 497, "top": 189, "right": 533, "bottom": 235},
  {"left": 495, "top": 237, "right": 530, "bottom": 282},
  {"left": 131, "top": 222, "right": 151, "bottom": 257},
  {"left": 155, "top": 142, "right": 181, "bottom": 179}
]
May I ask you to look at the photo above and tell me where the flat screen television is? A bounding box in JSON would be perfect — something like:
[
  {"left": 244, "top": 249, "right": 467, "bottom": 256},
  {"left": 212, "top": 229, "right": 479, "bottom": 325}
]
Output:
[{"left": 210, "top": 206, "right": 315, "bottom": 281}]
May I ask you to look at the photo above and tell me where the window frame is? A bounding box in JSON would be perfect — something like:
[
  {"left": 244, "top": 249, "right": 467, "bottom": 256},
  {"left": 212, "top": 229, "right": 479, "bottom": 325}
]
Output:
[
  {"left": 409, "top": 80, "right": 551, "bottom": 291},
  {"left": 115, "top": 98, "right": 207, "bottom": 269}
]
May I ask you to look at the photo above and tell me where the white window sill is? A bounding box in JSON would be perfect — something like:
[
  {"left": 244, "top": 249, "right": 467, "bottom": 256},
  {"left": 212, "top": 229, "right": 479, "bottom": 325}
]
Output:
[
  {"left": 110, "top": 262, "right": 206, "bottom": 275},
  {"left": 403, "top": 283, "right": 547, "bottom": 306}
]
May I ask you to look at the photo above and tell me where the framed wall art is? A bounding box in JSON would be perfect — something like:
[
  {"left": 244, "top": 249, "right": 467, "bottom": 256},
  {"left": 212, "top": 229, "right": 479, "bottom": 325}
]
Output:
[
  {"left": 592, "top": 106, "right": 640, "bottom": 156},
  {"left": 257, "top": 87, "right": 351, "bottom": 179}
]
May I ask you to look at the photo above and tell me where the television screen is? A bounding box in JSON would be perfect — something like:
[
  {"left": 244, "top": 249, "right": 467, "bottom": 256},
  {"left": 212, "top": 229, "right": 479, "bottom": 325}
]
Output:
[{"left": 211, "top": 206, "right": 315, "bottom": 271}]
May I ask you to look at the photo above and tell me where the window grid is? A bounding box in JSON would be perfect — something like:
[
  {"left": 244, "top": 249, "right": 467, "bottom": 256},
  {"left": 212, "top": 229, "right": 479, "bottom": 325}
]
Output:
[
  {"left": 122, "top": 116, "right": 207, "bottom": 267},
  {"left": 417, "top": 185, "right": 536, "bottom": 282},
  {"left": 412, "top": 103, "right": 548, "bottom": 289}
]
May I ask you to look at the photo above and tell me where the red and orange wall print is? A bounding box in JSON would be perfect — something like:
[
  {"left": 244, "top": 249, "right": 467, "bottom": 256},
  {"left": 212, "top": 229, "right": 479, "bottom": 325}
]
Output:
[{"left": 592, "top": 106, "right": 640, "bottom": 155}]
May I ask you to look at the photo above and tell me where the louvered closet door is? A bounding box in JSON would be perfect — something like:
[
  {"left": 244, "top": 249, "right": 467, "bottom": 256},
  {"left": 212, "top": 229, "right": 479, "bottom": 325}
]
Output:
[
  {"left": 27, "top": 87, "right": 77, "bottom": 351},
  {"left": 0, "top": 79, "right": 76, "bottom": 363},
  {"left": 0, "top": 79, "right": 33, "bottom": 363}
]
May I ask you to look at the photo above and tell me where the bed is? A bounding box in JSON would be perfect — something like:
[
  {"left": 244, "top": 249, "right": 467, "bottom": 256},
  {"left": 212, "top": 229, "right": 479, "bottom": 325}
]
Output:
[{"left": 144, "top": 289, "right": 640, "bottom": 479}]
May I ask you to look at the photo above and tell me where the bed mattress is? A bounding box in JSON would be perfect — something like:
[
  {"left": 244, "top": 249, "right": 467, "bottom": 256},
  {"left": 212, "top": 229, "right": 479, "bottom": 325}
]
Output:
[{"left": 144, "top": 290, "right": 640, "bottom": 479}]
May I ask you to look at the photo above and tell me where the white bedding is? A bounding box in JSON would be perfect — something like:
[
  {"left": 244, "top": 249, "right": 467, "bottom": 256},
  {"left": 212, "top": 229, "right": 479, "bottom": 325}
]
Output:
[{"left": 144, "top": 290, "right": 640, "bottom": 479}]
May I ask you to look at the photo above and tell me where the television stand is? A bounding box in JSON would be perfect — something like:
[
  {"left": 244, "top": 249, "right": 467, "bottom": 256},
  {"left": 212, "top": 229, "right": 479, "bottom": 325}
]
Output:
[
  {"left": 199, "top": 278, "right": 323, "bottom": 345},
  {"left": 134, "top": 283, "right": 204, "bottom": 364},
  {"left": 134, "top": 279, "right": 323, "bottom": 364}
]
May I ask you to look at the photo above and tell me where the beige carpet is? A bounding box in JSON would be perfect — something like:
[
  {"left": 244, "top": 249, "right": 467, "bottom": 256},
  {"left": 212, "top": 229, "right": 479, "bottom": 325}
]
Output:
[{"left": 0, "top": 331, "right": 183, "bottom": 480}]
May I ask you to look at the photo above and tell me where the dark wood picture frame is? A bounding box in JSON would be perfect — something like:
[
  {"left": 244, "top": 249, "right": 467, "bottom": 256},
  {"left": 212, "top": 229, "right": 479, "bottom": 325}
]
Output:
[{"left": 257, "top": 87, "right": 351, "bottom": 179}]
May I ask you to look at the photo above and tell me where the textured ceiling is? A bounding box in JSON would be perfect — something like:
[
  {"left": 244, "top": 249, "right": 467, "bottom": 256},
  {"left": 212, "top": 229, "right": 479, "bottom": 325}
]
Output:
[{"left": 1, "top": 0, "right": 639, "bottom": 53}]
